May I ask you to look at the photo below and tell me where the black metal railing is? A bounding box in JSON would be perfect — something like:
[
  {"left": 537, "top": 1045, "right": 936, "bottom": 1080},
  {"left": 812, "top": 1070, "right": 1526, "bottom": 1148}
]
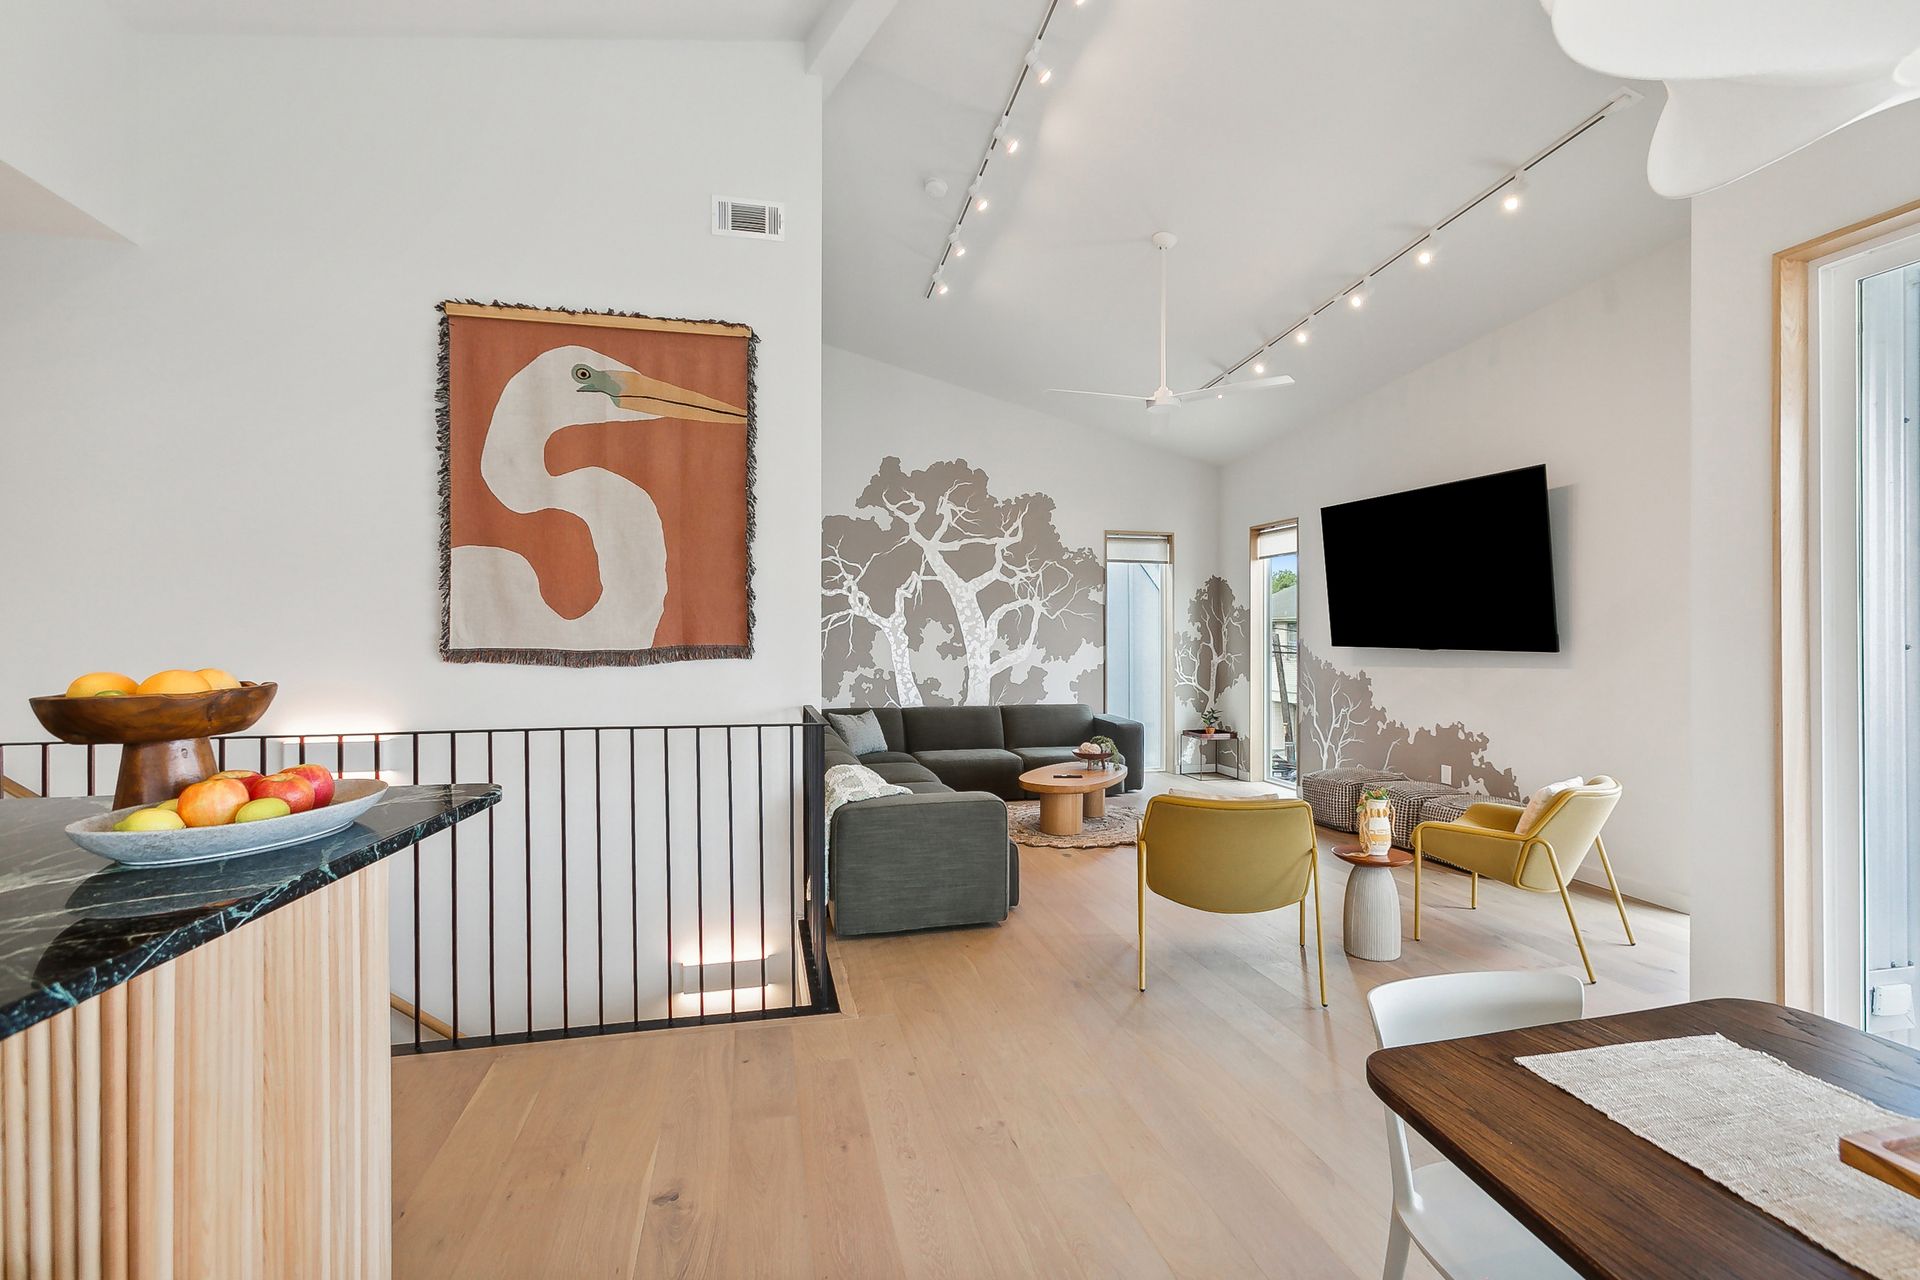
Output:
[{"left": 1, "top": 718, "right": 835, "bottom": 1054}]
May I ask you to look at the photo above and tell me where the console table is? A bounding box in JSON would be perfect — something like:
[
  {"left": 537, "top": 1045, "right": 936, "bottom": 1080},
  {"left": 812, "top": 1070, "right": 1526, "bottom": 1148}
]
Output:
[
  {"left": 0, "top": 783, "right": 498, "bottom": 1278},
  {"left": 1178, "top": 729, "right": 1240, "bottom": 780}
]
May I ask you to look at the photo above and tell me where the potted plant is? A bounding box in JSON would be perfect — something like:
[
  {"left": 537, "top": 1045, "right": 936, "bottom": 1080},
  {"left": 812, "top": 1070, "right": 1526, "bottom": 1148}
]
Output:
[{"left": 1200, "top": 709, "right": 1223, "bottom": 734}]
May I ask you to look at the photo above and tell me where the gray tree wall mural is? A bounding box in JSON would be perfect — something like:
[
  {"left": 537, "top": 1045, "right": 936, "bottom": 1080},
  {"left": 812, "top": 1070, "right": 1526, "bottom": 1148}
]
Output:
[
  {"left": 1173, "top": 575, "right": 1249, "bottom": 722},
  {"left": 1297, "top": 646, "right": 1522, "bottom": 798},
  {"left": 821, "top": 458, "right": 1103, "bottom": 707}
]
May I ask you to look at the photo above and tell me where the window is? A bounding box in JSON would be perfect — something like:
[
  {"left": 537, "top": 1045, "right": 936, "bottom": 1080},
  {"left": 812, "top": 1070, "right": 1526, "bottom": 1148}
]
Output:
[
  {"left": 1253, "top": 521, "right": 1300, "bottom": 790},
  {"left": 1809, "top": 225, "right": 1920, "bottom": 1038},
  {"left": 1105, "top": 533, "right": 1171, "bottom": 772}
]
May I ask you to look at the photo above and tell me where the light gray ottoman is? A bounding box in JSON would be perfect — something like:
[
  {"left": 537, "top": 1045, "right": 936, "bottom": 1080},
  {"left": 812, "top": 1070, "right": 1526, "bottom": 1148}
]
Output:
[{"left": 1301, "top": 767, "right": 1407, "bottom": 833}]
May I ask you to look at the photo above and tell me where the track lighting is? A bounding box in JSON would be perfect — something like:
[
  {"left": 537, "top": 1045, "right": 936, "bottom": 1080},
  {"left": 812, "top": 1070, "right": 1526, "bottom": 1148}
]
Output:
[
  {"left": 1253, "top": 362, "right": 1266, "bottom": 375},
  {"left": 948, "top": 232, "right": 964, "bottom": 258},
  {"left": 1294, "top": 323, "right": 1311, "bottom": 345},
  {"left": 1348, "top": 278, "right": 1370, "bottom": 309},
  {"left": 1502, "top": 172, "right": 1527, "bottom": 212},
  {"left": 1415, "top": 230, "right": 1438, "bottom": 266},
  {"left": 976, "top": 196, "right": 990, "bottom": 212},
  {"left": 1026, "top": 47, "right": 1052, "bottom": 85},
  {"left": 937, "top": 282, "right": 950, "bottom": 295}
]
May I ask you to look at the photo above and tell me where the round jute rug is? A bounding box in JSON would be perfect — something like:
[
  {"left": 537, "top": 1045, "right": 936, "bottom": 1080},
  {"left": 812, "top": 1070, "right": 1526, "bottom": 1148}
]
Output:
[{"left": 1006, "top": 799, "right": 1141, "bottom": 848}]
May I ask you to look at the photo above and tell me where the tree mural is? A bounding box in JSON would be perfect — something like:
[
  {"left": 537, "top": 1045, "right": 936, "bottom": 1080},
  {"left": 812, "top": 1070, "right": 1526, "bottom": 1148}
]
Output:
[
  {"left": 1297, "top": 646, "right": 1521, "bottom": 798},
  {"left": 821, "top": 458, "right": 1103, "bottom": 707},
  {"left": 1173, "top": 575, "right": 1249, "bottom": 719}
]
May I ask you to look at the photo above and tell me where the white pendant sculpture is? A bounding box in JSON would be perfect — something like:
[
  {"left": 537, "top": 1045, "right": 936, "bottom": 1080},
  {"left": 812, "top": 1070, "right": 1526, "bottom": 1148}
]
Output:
[{"left": 1542, "top": 0, "right": 1920, "bottom": 198}]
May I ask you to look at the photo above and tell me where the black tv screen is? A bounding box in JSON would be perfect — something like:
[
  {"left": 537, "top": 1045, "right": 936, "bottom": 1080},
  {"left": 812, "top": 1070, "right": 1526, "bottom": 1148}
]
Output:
[{"left": 1320, "top": 464, "right": 1559, "bottom": 652}]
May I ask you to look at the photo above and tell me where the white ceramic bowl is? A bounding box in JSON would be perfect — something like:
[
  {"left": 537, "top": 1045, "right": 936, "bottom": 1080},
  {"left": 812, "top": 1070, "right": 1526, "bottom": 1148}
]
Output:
[{"left": 65, "top": 778, "right": 390, "bottom": 867}]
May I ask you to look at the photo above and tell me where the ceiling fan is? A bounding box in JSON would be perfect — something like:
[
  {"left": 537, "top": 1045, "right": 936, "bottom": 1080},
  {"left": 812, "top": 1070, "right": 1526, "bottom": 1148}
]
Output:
[{"left": 1049, "top": 231, "right": 1295, "bottom": 414}]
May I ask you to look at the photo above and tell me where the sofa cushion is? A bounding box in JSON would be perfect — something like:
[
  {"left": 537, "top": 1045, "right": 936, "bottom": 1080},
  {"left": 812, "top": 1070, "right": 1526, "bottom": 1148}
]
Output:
[
  {"left": 860, "top": 751, "right": 920, "bottom": 765},
  {"left": 900, "top": 780, "right": 952, "bottom": 795},
  {"left": 911, "top": 748, "right": 1024, "bottom": 797},
  {"left": 1000, "top": 703, "right": 1095, "bottom": 748},
  {"left": 1011, "top": 746, "right": 1080, "bottom": 772},
  {"left": 903, "top": 706, "right": 1005, "bottom": 751},
  {"left": 826, "top": 710, "right": 889, "bottom": 756},
  {"left": 868, "top": 761, "right": 945, "bottom": 789},
  {"left": 823, "top": 706, "right": 907, "bottom": 753}
]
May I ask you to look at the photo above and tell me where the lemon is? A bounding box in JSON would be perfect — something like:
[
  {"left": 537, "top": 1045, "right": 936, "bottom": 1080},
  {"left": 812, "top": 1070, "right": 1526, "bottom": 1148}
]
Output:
[
  {"left": 114, "top": 808, "right": 186, "bottom": 832},
  {"left": 156, "top": 799, "right": 178, "bottom": 812},
  {"left": 136, "top": 669, "right": 212, "bottom": 696},
  {"left": 234, "top": 797, "right": 291, "bottom": 823},
  {"left": 65, "top": 671, "right": 137, "bottom": 698}
]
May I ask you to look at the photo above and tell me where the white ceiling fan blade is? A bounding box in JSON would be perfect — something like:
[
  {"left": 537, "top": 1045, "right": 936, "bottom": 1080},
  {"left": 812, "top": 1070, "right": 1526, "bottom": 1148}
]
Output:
[
  {"left": 1047, "top": 388, "right": 1149, "bottom": 402},
  {"left": 1171, "top": 374, "right": 1296, "bottom": 401}
]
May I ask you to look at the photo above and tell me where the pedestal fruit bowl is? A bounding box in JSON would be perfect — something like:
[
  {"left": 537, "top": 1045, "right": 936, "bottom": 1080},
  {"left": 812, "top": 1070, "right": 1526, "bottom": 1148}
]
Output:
[{"left": 29, "top": 682, "right": 278, "bottom": 808}]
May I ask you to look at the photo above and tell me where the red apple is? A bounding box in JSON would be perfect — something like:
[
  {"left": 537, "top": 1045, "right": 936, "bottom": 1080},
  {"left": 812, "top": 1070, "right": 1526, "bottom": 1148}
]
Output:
[
  {"left": 211, "top": 769, "right": 263, "bottom": 790},
  {"left": 282, "top": 763, "right": 336, "bottom": 807},
  {"left": 250, "top": 772, "right": 316, "bottom": 814},
  {"left": 176, "top": 777, "right": 250, "bottom": 828}
]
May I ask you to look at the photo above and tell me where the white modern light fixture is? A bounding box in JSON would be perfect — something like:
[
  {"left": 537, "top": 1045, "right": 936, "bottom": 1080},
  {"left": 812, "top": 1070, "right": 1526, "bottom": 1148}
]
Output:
[
  {"left": 1198, "top": 88, "right": 1638, "bottom": 389},
  {"left": 1253, "top": 360, "right": 1266, "bottom": 374},
  {"left": 1541, "top": 0, "right": 1920, "bottom": 197},
  {"left": 924, "top": 0, "right": 1081, "bottom": 298}
]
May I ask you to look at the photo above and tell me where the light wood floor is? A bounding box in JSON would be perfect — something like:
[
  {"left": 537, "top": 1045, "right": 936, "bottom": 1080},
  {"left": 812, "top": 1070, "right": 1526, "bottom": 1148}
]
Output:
[{"left": 392, "top": 780, "right": 1688, "bottom": 1279}]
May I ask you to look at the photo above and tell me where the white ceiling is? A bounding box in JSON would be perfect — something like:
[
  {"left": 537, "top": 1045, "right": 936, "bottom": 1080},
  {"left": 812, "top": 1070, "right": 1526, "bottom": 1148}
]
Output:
[
  {"left": 102, "top": 0, "right": 834, "bottom": 39},
  {"left": 822, "top": 0, "right": 1690, "bottom": 464}
]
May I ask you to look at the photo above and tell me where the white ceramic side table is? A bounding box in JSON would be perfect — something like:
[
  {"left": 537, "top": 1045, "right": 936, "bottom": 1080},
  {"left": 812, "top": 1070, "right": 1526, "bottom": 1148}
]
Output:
[{"left": 1333, "top": 843, "right": 1412, "bottom": 961}]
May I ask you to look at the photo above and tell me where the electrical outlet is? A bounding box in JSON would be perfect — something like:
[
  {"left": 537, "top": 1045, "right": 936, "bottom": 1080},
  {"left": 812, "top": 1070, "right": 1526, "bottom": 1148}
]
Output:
[{"left": 1440, "top": 764, "right": 1453, "bottom": 784}]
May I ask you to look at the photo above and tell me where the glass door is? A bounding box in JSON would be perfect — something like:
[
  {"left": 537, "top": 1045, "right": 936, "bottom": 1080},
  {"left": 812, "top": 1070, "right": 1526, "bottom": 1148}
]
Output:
[
  {"left": 1859, "top": 254, "right": 1920, "bottom": 1043},
  {"left": 1105, "top": 533, "right": 1170, "bottom": 772},
  {"left": 1254, "top": 522, "right": 1300, "bottom": 789}
]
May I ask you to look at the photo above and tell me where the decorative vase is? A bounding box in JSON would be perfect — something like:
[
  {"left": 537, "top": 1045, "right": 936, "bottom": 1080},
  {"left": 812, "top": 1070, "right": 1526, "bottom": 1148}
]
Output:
[{"left": 1359, "top": 793, "right": 1393, "bottom": 858}]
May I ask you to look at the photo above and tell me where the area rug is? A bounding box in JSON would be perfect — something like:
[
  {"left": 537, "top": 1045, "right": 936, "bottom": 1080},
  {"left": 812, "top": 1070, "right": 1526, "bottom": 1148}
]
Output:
[{"left": 1007, "top": 800, "right": 1140, "bottom": 849}]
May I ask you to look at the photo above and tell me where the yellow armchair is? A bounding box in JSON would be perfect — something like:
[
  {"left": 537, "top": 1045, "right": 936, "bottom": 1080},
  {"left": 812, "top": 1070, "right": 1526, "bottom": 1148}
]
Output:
[
  {"left": 1411, "top": 776, "right": 1633, "bottom": 983},
  {"left": 1136, "top": 793, "right": 1326, "bottom": 1006}
]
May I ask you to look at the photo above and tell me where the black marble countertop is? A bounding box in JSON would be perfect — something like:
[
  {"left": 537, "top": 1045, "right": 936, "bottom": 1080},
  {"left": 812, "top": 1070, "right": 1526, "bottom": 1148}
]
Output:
[{"left": 0, "top": 783, "right": 500, "bottom": 1040}]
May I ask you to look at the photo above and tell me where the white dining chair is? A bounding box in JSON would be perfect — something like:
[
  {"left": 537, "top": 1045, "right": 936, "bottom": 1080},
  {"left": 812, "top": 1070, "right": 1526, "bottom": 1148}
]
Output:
[{"left": 1366, "top": 970, "right": 1586, "bottom": 1280}]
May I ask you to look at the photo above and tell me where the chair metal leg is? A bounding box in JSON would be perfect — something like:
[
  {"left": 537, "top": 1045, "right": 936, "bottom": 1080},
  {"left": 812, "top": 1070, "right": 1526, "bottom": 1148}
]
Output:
[
  {"left": 1470, "top": 872, "right": 1478, "bottom": 909},
  {"left": 1298, "top": 895, "right": 1306, "bottom": 948},
  {"left": 1594, "top": 835, "right": 1636, "bottom": 945},
  {"left": 1382, "top": 1215, "right": 1411, "bottom": 1280},
  {"left": 1412, "top": 836, "right": 1423, "bottom": 942},
  {"left": 1541, "top": 840, "right": 1596, "bottom": 984},
  {"left": 1136, "top": 846, "right": 1148, "bottom": 992},
  {"left": 1310, "top": 856, "right": 1328, "bottom": 1007}
]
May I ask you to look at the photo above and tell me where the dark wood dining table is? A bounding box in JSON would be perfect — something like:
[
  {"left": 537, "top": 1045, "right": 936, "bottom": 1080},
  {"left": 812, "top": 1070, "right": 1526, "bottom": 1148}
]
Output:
[{"left": 1366, "top": 997, "right": 1920, "bottom": 1280}]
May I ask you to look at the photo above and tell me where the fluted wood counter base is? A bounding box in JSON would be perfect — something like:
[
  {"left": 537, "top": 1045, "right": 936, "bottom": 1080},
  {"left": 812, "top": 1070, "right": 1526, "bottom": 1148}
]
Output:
[{"left": 0, "top": 867, "right": 390, "bottom": 1279}]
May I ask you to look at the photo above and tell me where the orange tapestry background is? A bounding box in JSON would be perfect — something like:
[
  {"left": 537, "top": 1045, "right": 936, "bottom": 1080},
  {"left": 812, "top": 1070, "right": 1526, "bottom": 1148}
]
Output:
[{"left": 441, "top": 305, "right": 753, "bottom": 663}]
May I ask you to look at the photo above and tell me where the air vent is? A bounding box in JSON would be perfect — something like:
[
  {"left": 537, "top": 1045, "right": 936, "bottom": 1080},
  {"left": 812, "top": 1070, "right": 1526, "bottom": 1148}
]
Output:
[{"left": 714, "top": 197, "right": 785, "bottom": 241}]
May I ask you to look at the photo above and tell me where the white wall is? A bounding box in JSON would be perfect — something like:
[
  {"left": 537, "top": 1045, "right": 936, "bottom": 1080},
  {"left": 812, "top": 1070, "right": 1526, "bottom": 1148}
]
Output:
[
  {"left": 822, "top": 345, "right": 1224, "bottom": 740},
  {"left": 0, "top": 29, "right": 822, "bottom": 738},
  {"left": 0, "top": 0, "right": 134, "bottom": 236},
  {"left": 1216, "top": 240, "right": 1693, "bottom": 910},
  {"left": 1688, "top": 101, "right": 1920, "bottom": 1000}
]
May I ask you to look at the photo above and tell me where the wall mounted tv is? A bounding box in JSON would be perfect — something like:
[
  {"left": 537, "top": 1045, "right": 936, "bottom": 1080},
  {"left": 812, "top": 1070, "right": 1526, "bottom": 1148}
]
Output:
[{"left": 1320, "top": 464, "right": 1559, "bottom": 652}]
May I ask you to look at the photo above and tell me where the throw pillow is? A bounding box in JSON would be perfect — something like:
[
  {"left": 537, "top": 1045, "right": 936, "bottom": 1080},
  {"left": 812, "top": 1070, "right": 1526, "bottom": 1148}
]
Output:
[
  {"left": 826, "top": 710, "right": 889, "bottom": 756},
  {"left": 1517, "top": 777, "right": 1586, "bottom": 834}
]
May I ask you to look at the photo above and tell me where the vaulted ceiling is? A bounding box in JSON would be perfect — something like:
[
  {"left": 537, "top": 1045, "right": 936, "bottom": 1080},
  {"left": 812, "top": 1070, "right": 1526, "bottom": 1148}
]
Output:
[{"left": 823, "top": 0, "right": 1689, "bottom": 463}]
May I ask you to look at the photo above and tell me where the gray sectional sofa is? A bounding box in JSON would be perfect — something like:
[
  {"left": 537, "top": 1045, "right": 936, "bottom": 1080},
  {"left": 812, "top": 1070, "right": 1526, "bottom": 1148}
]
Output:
[{"left": 817, "top": 703, "right": 1144, "bottom": 937}]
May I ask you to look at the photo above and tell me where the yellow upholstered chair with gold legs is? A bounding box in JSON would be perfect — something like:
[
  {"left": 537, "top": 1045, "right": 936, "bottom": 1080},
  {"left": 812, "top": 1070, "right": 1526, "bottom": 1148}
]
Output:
[
  {"left": 1136, "top": 793, "right": 1326, "bottom": 1006},
  {"left": 1411, "top": 776, "right": 1633, "bottom": 984}
]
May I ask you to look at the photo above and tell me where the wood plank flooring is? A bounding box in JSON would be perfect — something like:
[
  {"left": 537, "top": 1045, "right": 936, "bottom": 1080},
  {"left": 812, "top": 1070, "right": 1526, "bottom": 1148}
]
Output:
[{"left": 392, "top": 779, "right": 1688, "bottom": 1278}]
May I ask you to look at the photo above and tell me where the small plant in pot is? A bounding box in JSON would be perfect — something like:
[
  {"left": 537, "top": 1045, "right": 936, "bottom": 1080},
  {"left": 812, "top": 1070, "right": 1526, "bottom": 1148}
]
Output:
[{"left": 1200, "top": 709, "right": 1223, "bottom": 733}]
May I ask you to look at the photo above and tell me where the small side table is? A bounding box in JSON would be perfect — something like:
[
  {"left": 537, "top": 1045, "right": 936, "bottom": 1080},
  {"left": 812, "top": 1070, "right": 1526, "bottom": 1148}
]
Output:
[
  {"left": 1332, "top": 843, "right": 1412, "bottom": 961},
  {"left": 1178, "top": 730, "right": 1239, "bottom": 779}
]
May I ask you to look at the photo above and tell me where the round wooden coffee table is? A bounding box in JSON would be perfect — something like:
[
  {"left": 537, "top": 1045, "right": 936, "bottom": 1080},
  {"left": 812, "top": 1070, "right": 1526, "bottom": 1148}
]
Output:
[
  {"left": 1333, "top": 843, "right": 1413, "bottom": 962},
  {"left": 1017, "top": 763, "right": 1128, "bottom": 836}
]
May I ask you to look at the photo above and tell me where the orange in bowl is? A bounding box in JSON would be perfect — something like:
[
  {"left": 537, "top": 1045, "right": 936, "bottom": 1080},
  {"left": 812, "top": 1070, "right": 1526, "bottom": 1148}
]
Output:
[
  {"left": 136, "top": 669, "right": 213, "bottom": 696},
  {"left": 196, "top": 668, "right": 242, "bottom": 690},
  {"left": 65, "top": 671, "right": 137, "bottom": 698}
]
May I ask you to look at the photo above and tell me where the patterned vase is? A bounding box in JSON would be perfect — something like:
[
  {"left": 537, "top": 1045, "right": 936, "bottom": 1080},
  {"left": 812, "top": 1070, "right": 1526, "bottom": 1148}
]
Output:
[{"left": 1360, "top": 795, "right": 1393, "bottom": 858}]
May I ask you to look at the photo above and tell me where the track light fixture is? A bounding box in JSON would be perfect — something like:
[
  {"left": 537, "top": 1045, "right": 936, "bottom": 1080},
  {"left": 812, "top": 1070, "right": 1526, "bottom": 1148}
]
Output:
[
  {"left": 1198, "top": 87, "right": 1639, "bottom": 384},
  {"left": 925, "top": 0, "right": 1083, "bottom": 298}
]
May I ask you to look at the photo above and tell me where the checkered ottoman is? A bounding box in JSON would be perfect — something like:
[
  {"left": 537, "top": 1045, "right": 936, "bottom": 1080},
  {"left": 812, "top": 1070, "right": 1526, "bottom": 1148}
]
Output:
[
  {"left": 1300, "top": 768, "right": 1407, "bottom": 833},
  {"left": 1381, "top": 780, "right": 1465, "bottom": 850}
]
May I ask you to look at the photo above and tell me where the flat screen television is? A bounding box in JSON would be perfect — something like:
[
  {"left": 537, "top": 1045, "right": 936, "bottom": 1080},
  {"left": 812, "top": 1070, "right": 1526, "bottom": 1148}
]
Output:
[{"left": 1320, "top": 464, "right": 1559, "bottom": 652}]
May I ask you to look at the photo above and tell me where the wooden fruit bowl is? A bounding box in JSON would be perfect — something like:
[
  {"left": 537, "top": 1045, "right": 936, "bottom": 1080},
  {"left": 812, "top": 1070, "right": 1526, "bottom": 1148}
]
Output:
[
  {"left": 1071, "top": 747, "right": 1114, "bottom": 770},
  {"left": 29, "top": 682, "right": 277, "bottom": 809}
]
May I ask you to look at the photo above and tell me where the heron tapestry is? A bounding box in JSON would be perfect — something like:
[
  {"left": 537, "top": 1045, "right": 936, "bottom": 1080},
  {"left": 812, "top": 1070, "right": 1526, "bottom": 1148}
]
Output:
[{"left": 438, "top": 301, "right": 756, "bottom": 666}]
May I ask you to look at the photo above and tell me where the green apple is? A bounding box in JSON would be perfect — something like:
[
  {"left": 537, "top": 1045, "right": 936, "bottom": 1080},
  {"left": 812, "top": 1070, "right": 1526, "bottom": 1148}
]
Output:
[
  {"left": 114, "top": 808, "right": 186, "bottom": 832},
  {"left": 234, "top": 797, "right": 291, "bottom": 824}
]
